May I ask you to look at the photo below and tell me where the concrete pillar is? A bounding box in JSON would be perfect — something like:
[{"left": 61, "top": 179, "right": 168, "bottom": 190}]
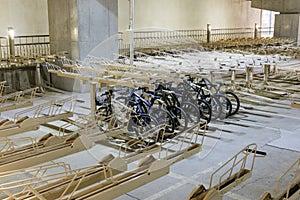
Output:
[
  {"left": 251, "top": 0, "right": 300, "bottom": 45},
  {"left": 274, "top": 14, "right": 300, "bottom": 45},
  {"left": 18, "top": 70, "right": 31, "bottom": 90},
  {"left": 47, "top": 0, "right": 118, "bottom": 61},
  {"left": 207, "top": 24, "right": 211, "bottom": 43},
  {"left": 47, "top": 0, "right": 118, "bottom": 92}
]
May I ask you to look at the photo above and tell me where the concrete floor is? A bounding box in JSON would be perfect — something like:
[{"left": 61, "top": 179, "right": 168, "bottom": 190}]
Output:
[
  {"left": 1, "top": 79, "right": 300, "bottom": 199},
  {"left": 115, "top": 98, "right": 300, "bottom": 200},
  {"left": 0, "top": 0, "right": 299, "bottom": 195}
]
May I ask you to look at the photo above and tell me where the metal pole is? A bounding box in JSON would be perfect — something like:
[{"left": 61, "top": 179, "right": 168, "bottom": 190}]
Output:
[
  {"left": 210, "top": 71, "right": 215, "bottom": 83},
  {"left": 246, "top": 66, "right": 253, "bottom": 88},
  {"left": 36, "top": 63, "right": 44, "bottom": 92},
  {"left": 254, "top": 23, "right": 258, "bottom": 39},
  {"left": 8, "top": 27, "right": 15, "bottom": 58},
  {"left": 129, "top": 0, "right": 135, "bottom": 69},
  {"left": 263, "top": 64, "right": 270, "bottom": 85},
  {"left": 90, "top": 82, "right": 97, "bottom": 115},
  {"left": 230, "top": 69, "right": 236, "bottom": 85},
  {"left": 207, "top": 24, "right": 211, "bottom": 43}
]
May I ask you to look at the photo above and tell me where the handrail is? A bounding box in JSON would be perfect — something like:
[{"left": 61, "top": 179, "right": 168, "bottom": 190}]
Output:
[
  {"left": 275, "top": 158, "right": 300, "bottom": 198},
  {"left": 208, "top": 143, "right": 259, "bottom": 189},
  {"left": 0, "top": 34, "right": 50, "bottom": 59},
  {"left": 0, "top": 137, "right": 38, "bottom": 153},
  {"left": 13, "top": 96, "right": 76, "bottom": 121}
]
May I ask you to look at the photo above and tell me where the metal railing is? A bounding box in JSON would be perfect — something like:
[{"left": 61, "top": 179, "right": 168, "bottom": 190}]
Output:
[
  {"left": 0, "top": 26, "right": 277, "bottom": 59},
  {"left": 0, "top": 37, "right": 9, "bottom": 59},
  {"left": 14, "top": 35, "right": 50, "bottom": 57},
  {"left": 119, "top": 29, "right": 206, "bottom": 53},
  {"left": 0, "top": 34, "right": 50, "bottom": 59},
  {"left": 210, "top": 27, "right": 254, "bottom": 41},
  {"left": 118, "top": 26, "right": 275, "bottom": 54},
  {"left": 258, "top": 26, "right": 274, "bottom": 38}
]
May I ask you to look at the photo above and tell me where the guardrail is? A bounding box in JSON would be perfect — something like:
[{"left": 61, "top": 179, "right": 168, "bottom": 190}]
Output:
[
  {"left": 210, "top": 27, "right": 254, "bottom": 41},
  {"left": 258, "top": 27, "right": 274, "bottom": 37},
  {"left": 0, "top": 37, "right": 9, "bottom": 59},
  {"left": 14, "top": 35, "right": 50, "bottom": 57},
  {"left": 0, "top": 27, "right": 276, "bottom": 58},
  {"left": 118, "top": 26, "right": 275, "bottom": 54},
  {"left": 0, "top": 35, "right": 50, "bottom": 59}
]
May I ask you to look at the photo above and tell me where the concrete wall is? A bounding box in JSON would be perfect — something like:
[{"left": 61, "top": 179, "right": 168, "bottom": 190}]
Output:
[
  {"left": 274, "top": 14, "right": 300, "bottom": 43},
  {"left": 47, "top": 0, "right": 79, "bottom": 59},
  {"left": 0, "top": 0, "right": 48, "bottom": 36},
  {"left": 118, "top": 0, "right": 261, "bottom": 32},
  {"left": 48, "top": 0, "right": 118, "bottom": 92},
  {"left": 252, "top": 0, "right": 300, "bottom": 13},
  {"left": 48, "top": 0, "right": 118, "bottom": 61},
  {"left": 78, "top": 0, "right": 118, "bottom": 60}
]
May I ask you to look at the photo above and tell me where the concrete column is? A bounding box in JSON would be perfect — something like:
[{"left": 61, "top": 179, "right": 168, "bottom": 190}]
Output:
[
  {"left": 274, "top": 14, "right": 300, "bottom": 45},
  {"left": 47, "top": 0, "right": 118, "bottom": 92},
  {"left": 251, "top": 0, "right": 300, "bottom": 46},
  {"left": 47, "top": 0, "right": 118, "bottom": 61}
]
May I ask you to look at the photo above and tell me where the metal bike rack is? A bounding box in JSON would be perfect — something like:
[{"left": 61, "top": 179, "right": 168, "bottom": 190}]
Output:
[
  {"left": 188, "top": 143, "right": 266, "bottom": 200},
  {"left": 0, "top": 96, "right": 76, "bottom": 137},
  {"left": 259, "top": 158, "right": 300, "bottom": 200}
]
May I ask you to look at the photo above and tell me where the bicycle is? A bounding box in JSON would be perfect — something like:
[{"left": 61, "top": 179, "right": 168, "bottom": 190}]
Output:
[
  {"left": 145, "top": 85, "right": 188, "bottom": 133},
  {"left": 127, "top": 88, "right": 176, "bottom": 134},
  {"left": 199, "top": 78, "right": 240, "bottom": 116},
  {"left": 180, "top": 76, "right": 232, "bottom": 120},
  {"left": 175, "top": 80, "right": 212, "bottom": 125}
]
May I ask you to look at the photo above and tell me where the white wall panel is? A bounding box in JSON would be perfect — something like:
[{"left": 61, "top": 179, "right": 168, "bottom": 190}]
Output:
[
  {"left": 118, "top": 0, "right": 261, "bottom": 31},
  {"left": 0, "top": 0, "right": 48, "bottom": 36}
]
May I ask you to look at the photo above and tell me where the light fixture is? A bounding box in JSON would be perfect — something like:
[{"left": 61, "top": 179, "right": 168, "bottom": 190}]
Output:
[{"left": 8, "top": 27, "right": 15, "bottom": 38}]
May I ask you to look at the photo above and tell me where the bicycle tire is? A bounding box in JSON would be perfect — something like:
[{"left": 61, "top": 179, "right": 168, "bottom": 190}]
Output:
[
  {"left": 225, "top": 91, "right": 240, "bottom": 116},
  {"left": 202, "top": 95, "right": 222, "bottom": 120},
  {"left": 168, "top": 106, "right": 188, "bottom": 134},
  {"left": 181, "top": 101, "right": 201, "bottom": 124},
  {"left": 149, "top": 107, "right": 175, "bottom": 133},
  {"left": 197, "top": 99, "right": 212, "bottom": 125},
  {"left": 127, "top": 113, "right": 159, "bottom": 138},
  {"left": 213, "top": 94, "right": 232, "bottom": 119}
]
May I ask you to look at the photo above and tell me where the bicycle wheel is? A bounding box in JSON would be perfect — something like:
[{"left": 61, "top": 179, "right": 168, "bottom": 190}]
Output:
[
  {"left": 149, "top": 107, "right": 175, "bottom": 133},
  {"left": 203, "top": 95, "right": 222, "bottom": 120},
  {"left": 181, "top": 101, "right": 201, "bottom": 124},
  {"left": 127, "top": 113, "right": 158, "bottom": 138},
  {"left": 197, "top": 99, "right": 212, "bottom": 125},
  {"left": 176, "top": 82, "right": 189, "bottom": 94},
  {"left": 225, "top": 91, "right": 240, "bottom": 116},
  {"left": 213, "top": 94, "right": 232, "bottom": 119},
  {"left": 168, "top": 106, "right": 188, "bottom": 134}
]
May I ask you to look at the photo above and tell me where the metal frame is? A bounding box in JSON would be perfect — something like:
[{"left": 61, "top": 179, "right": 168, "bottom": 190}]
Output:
[
  {"left": 0, "top": 96, "right": 76, "bottom": 137},
  {"left": 0, "top": 121, "right": 206, "bottom": 199},
  {"left": 259, "top": 158, "right": 300, "bottom": 200},
  {"left": 0, "top": 87, "right": 39, "bottom": 112},
  {"left": 188, "top": 144, "right": 266, "bottom": 200},
  {"left": 0, "top": 132, "right": 89, "bottom": 172}
]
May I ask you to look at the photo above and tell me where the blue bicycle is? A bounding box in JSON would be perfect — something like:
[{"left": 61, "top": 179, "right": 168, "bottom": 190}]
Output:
[{"left": 127, "top": 88, "right": 176, "bottom": 135}]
